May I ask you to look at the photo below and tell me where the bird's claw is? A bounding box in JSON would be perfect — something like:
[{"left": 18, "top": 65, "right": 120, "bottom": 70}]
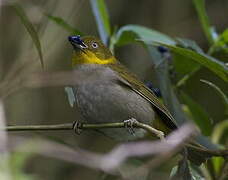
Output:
[
  {"left": 124, "top": 118, "right": 138, "bottom": 136},
  {"left": 73, "top": 121, "right": 83, "bottom": 135}
]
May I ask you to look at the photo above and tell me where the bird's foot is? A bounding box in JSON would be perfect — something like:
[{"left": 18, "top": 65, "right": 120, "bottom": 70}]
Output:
[
  {"left": 124, "top": 118, "right": 138, "bottom": 136},
  {"left": 72, "top": 120, "right": 83, "bottom": 135}
]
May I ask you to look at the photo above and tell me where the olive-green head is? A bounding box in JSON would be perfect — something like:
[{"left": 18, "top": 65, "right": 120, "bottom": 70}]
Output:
[{"left": 68, "top": 35, "right": 117, "bottom": 67}]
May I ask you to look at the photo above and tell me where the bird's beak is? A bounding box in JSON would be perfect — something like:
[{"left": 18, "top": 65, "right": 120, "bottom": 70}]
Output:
[{"left": 68, "top": 35, "right": 87, "bottom": 50}]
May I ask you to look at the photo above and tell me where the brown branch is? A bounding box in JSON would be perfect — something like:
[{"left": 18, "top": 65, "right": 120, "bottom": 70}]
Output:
[{"left": 3, "top": 119, "right": 165, "bottom": 140}]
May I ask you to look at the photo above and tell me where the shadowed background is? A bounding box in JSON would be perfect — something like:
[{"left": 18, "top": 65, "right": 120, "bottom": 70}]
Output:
[{"left": 0, "top": 0, "right": 227, "bottom": 179}]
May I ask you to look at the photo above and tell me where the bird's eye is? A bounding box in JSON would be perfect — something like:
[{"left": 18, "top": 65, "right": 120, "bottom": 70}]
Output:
[{"left": 91, "top": 42, "right": 98, "bottom": 48}]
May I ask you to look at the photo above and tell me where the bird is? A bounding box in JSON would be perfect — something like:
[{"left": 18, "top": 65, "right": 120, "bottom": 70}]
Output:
[{"left": 67, "top": 35, "right": 227, "bottom": 165}]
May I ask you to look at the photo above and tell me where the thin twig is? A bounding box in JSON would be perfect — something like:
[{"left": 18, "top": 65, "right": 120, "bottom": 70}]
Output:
[{"left": 2, "top": 120, "right": 165, "bottom": 140}]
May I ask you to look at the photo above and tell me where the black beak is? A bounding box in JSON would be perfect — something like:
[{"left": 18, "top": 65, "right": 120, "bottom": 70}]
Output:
[{"left": 68, "top": 35, "right": 87, "bottom": 49}]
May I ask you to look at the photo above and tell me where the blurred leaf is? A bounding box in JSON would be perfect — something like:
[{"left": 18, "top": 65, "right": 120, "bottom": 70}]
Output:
[
  {"left": 46, "top": 14, "right": 83, "bottom": 35},
  {"left": 209, "top": 29, "right": 228, "bottom": 55},
  {"left": 9, "top": 152, "right": 35, "bottom": 180},
  {"left": 189, "top": 166, "right": 205, "bottom": 180},
  {"left": 192, "top": 0, "right": 217, "bottom": 45},
  {"left": 172, "top": 53, "right": 200, "bottom": 84},
  {"left": 89, "top": 0, "right": 111, "bottom": 45},
  {"left": 174, "top": 38, "right": 202, "bottom": 87},
  {"left": 211, "top": 120, "right": 228, "bottom": 144},
  {"left": 200, "top": 79, "right": 228, "bottom": 112},
  {"left": 64, "top": 87, "right": 76, "bottom": 107},
  {"left": 160, "top": 44, "right": 228, "bottom": 82},
  {"left": 181, "top": 92, "right": 213, "bottom": 136},
  {"left": 147, "top": 46, "right": 187, "bottom": 126},
  {"left": 176, "top": 65, "right": 201, "bottom": 87},
  {"left": 176, "top": 38, "right": 204, "bottom": 53},
  {"left": 170, "top": 163, "right": 204, "bottom": 180},
  {"left": 113, "top": 25, "right": 176, "bottom": 47},
  {"left": 211, "top": 157, "right": 224, "bottom": 175},
  {"left": 12, "top": 4, "right": 44, "bottom": 68},
  {"left": 175, "top": 159, "right": 191, "bottom": 180}
]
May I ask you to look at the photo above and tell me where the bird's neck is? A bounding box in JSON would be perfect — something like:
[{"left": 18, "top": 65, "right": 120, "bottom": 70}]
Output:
[{"left": 71, "top": 51, "right": 117, "bottom": 67}]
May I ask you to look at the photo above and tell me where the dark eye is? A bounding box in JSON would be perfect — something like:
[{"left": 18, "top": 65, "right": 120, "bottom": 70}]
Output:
[{"left": 91, "top": 42, "right": 98, "bottom": 48}]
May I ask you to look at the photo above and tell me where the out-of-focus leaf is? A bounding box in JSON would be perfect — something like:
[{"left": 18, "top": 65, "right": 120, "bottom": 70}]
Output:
[
  {"left": 192, "top": 0, "right": 217, "bottom": 45},
  {"left": 64, "top": 87, "right": 76, "bottom": 107},
  {"left": 211, "top": 120, "right": 228, "bottom": 144},
  {"left": 200, "top": 79, "right": 228, "bottom": 112},
  {"left": 209, "top": 29, "right": 228, "bottom": 55},
  {"left": 46, "top": 14, "right": 83, "bottom": 35},
  {"left": 12, "top": 4, "right": 44, "bottom": 68},
  {"left": 159, "top": 44, "right": 228, "bottom": 82},
  {"left": 176, "top": 65, "right": 201, "bottom": 87},
  {"left": 173, "top": 52, "right": 199, "bottom": 81},
  {"left": 180, "top": 92, "right": 213, "bottom": 136},
  {"left": 176, "top": 38, "right": 204, "bottom": 53},
  {"left": 89, "top": 0, "right": 111, "bottom": 45},
  {"left": 170, "top": 163, "right": 204, "bottom": 180},
  {"left": 113, "top": 25, "right": 176, "bottom": 47},
  {"left": 189, "top": 166, "right": 205, "bottom": 180},
  {"left": 147, "top": 46, "right": 187, "bottom": 126},
  {"left": 174, "top": 38, "right": 202, "bottom": 87},
  {"left": 97, "top": 0, "right": 111, "bottom": 35},
  {"left": 9, "top": 151, "right": 35, "bottom": 180},
  {"left": 211, "top": 157, "right": 224, "bottom": 175},
  {"left": 174, "top": 159, "right": 191, "bottom": 180}
]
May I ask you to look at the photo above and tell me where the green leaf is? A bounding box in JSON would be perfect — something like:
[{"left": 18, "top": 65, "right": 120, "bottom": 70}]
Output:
[
  {"left": 176, "top": 64, "right": 201, "bottom": 87},
  {"left": 189, "top": 165, "right": 205, "bottom": 180},
  {"left": 46, "top": 14, "right": 83, "bottom": 35},
  {"left": 200, "top": 79, "right": 228, "bottom": 112},
  {"left": 176, "top": 38, "right": 204, "bottom": 53},
  {"left": 13, "top": 4, "right": 44, "bottom": 68},
  {"left": 159, "top": 44, "right": 228, "bottom": 82},
  {"left": 181, "top": 92, "right": 213, "bottom": 136},
  {"left": 192, "top": 0, "right": 217, "bottom": 45},
  {"left": 89, "top": 0, "right": 111, "bottom": 45},
  {"left": 211, "top": 157, "right": 224, "bottom": 175},
  {"left": 170, "top": 163, "right": 205, "bottom": 180},
  {"left": 209, "top": 29, "right": 228, "bottom": 55},
  {"left": 211, "top": 119, "right": 228, "bottom": 144},
  {"left": 147, "top": 46, "right": 187, "bottom": 125},
  {"left": 174, "top": 38, "right": 202, "bottom": 87},
  {"left": 113, "top": 25, "right": 176, "bottom": 47}
]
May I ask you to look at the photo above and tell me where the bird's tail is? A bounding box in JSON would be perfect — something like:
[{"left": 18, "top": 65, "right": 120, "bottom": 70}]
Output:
[{"left": 186, "top": 141, "right": 228, "bottom": 165}]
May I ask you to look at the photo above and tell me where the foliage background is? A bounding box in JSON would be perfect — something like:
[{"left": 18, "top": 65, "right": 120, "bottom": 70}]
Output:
[{"left": 0, "top": 0, "right": 227, "bottom": 179}]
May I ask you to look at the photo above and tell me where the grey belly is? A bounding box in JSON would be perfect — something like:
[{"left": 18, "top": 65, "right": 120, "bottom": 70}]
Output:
[{"left": 73, "top": 82, "right": 155, "bottom": 141}]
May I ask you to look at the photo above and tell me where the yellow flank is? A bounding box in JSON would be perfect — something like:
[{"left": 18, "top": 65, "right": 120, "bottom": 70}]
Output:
[{"left": 72, "top": 50, "right": 117, "bottom": 66}]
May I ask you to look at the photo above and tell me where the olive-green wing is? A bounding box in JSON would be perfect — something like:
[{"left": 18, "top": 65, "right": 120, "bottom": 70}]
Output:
[{"left": 108, "top": 63, "right": 177, "bottom": 130}]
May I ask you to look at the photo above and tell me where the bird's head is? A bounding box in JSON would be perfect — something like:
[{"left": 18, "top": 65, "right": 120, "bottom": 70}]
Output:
[{"left": 68, "top": 35, "right": 117, "bottom": 67}]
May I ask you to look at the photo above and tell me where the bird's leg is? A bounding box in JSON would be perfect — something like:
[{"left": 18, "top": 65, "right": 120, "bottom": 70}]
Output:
[
  {"left": 124, "top": 118, "right": 138, "bottom": 136},
  {"left": 72, "top": 120, "right": 83, "bottom": 134}
]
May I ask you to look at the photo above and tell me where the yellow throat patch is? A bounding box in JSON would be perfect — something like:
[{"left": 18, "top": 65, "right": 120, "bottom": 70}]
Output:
[{"left": 72, "top": 50, "right": 117, "bottom": 67}]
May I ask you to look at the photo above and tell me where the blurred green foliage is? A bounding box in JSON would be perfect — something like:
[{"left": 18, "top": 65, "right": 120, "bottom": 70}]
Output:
[{"left": 0, "top": 0, "right": 227, "bottom": 179}]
